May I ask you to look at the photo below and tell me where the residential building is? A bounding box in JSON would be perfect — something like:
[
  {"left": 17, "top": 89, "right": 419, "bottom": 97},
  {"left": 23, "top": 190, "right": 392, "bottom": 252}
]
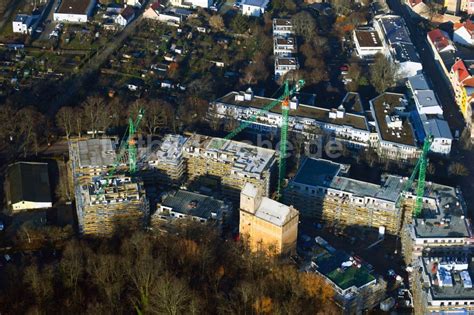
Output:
[
  {"left": 405, "top": 0, "right": 430, "bottom": 19},
  {"left": 370, "top": 93, "right": 420, "bottom": 161},
  {"left": 427, "top": 29, "right": 457, "bottom": 77},
  {"left": 450, "top": 58, "right": 474, "bottom": 123},
  {"left": 182, "top": 134, "right": 277, "bottom": 200},
  {"left": 306, "top": 238, "right": 387, "bottom": 314},
  {"left": 453, "top": 20, "right": 474, "bottom": 47},
  {"left": 126, "top": 0, "right": 144, "bottom": 8},
  {"left": 418, "top": 116, "right": 453, "bottom": 155},
  {"left": 273, "top": 36, "right": 296, "bottom": 57},
  {"left": 53, "top": 0, "right": 96, "bottom": 23},
  {"left": 283, "top": 158, "right": 405, "bottom": 234},
  {"left": 115, "top": 6, "right": 135, "bottom": 27},
  {"left": 69, "top": 138, "right": 151, "bottom": 235},
  {"left": 401, "top": 182, "right": 471, "bottom": 265},
  {"left": 239, "top": 183, "right": 299, "bottom": 255},
  {"left": 143, "top": 2, "right": 182, "bottom": 25},
  {"left": 412, "top": 90, "right": 444, "bottom": 115},
  {"left": 352, "top": 27, "right": 386, "bottom": 58},
  {"left": 412, "top": 250, "right": 474, "bottom": 314},
  {"left": 170, "top": 0, "right": 211, "bottom": 9},
  {"left": 407, "top": 73, "right": 430, "bottom": 92},
  {"left": 153, "top": 189, "right": 231, "bottom": 226},
  {"left": 4, "top": 162, "right": 52, "bottom": 213},
  {"left": 76, "top": 175, "right": 149, "bottom": 236},
  {"left": 273, "top": 18, "right": 293, "bottom": 37},
  {"left": 241, "top": 0, "right": 269, "bottom": 17},
  {"left": 445, "top": 0, "right": 461, "bottom": 13},
  {"left": 210, "top": 89, "right": 372, "bottom": 150},
  {"left": 138, "top": 134, "right": 188, "bottom": 185},
  {"left": 274, "top": 56, "right": 298, "bottom": 79},
  {"left": 375, "top": 14, "right": 423, "bottom": 78},
  {"left": 12, "top": 14, "right": 39, "bottom": 34}
]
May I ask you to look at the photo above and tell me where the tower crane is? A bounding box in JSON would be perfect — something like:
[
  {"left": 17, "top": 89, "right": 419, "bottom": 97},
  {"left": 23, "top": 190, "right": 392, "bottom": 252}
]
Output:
[
  {"left": 397, "top": 135, "right": 433, "bottom": 218},
  {"left": 221, "top": 79, "right": 305, "bottom": 200}
]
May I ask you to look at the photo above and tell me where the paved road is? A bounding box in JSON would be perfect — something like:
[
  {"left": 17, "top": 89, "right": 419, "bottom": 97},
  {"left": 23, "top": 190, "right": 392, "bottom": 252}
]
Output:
[{"left": 386, "top": 0, "right": 465, "bottom": 132}]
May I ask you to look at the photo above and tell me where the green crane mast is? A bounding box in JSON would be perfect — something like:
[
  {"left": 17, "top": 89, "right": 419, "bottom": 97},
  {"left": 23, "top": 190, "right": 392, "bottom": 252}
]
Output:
[
  {"left": 397, "top": 135, "right": 433, "bottom": 218},
  {"left": 222, "top": 79, "right": 305, "bottom": 200}
]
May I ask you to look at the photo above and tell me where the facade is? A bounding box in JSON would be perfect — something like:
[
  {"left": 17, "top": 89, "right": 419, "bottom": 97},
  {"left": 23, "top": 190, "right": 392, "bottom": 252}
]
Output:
[
  {"left": 401, "top": 182, "right": 472, "bottom": 265},
  {"left": 273, "top": 18, "right": 293, "bottom": 37},
  {"left": 210, "top": 89, "right": 372, "bottom": 150},
  {"left": 4, "top": 162, "right": 52, "bottom": 213},
  {"left": 274, "top": 57, "right": 298, "bottom": 79},
  {"left": 69, "top": 138, "right": 150, "bottom": 235},
  {"left": 370, "top": 93, "right": 420, "bottom": 161},
  {"left": 153, "top": 189, "right": 230, "bottom": 226},
  {"left": 273, "top": 36, "right": 296, "bottom": 57},
  {"left": 450, "top": 58, "right": 474, "bottom": 123},
  {"left": 12, "top": 14, "right": 38, "bottom": 34},
  {"left": 170, "top": 0, "right": 211, "bottom": 9},
  {"left": 115, "top": 6, "right": 135, "bottom": 27},
  {"left": 53, "top": 0, "right": 96, "bottom": 23},
  {"left": 143, "top": 3, "right": 182, "bottom": 25},
  {"left": 352, "top": 27, "right": 386, "bottom": 58},
  {"left": 182, "top": 134, "right": 277, "bottom": 200},
  {"left": 126, "top": 0, "right": 144, "bottom": 8},
  {"left": 375, "top": 14, "right": 422, "bottom": 78},
  {"left": 412, "top": 250, "right": 474, "bottom": 314},
  {"left": 241, "top": 0, "right": 269, "bottom": 17},
  {"left": 138, "top": 134, "right": 188, "bottom": 185},
  {"left": 239, "top": 183, "right": 299, "bottom": 255},
  {"left": 453, "top": 20, "right": 474, "bottom": 47},
  {"left": 307, "top": 238, "right": 387, "bottom": 314},
  {"left": 283, "top": 158, "right": 405, "bottom": 234},
  {"left": 427, "top": 29, "right": 457, "bottom": 77},
  {"left": 419, "top": 116, "right": 453, "bottom": 155},
  {"left": 405, "top": 0, "right": 430, "bottom": 19}
]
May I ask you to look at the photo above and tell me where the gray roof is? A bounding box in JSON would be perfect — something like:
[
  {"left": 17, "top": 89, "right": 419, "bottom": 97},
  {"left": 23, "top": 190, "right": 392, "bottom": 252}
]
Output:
[
  {"left": 293, "top": 158, "right": 342, "bottom": 187},
  {"left": 160, "top": 190, "right": 226, "bottom": 219},
  {"left": 414, "top": 90, "right": 440, "bottom": 108},
  {"left": 242, "top": 0, "right": 269, "bottom": 7},
  {"left": 407, "top": 74, "right": 430, "bottom": 91},
  {"left": 6, "top": 162, "right": 52, "bottom": 205},
  {"left": 77, "top": 138, "right": 116, "bottom": 168},
  {"left": 422, "top": 118, "right": 453, "bottom": 140}
]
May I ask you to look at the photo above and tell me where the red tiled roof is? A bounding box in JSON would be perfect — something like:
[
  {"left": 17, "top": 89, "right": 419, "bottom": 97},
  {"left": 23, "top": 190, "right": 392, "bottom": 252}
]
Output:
[
  {"left": 427, "top": 29, "right": 451, "bottom": 51},
  {"left": 151, "top": 1, "right": 161, "bottom": 10},
  {"left": 121, "top": 6, "right": 135, "bottom": 19},
  {"left": 454, "top": 20, "right": 474, "bottom": 34},
  {"left": 408, "top": 0, "right": 423, "bottom": 7},
  {"left": 452, "top": 59, "right": 470, "bottom": 82}
]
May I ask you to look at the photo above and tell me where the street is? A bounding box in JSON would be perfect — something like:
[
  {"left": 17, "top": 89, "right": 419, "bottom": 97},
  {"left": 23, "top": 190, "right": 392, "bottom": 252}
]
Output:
[{"left": 386, "top": 0, "right": 465, "bottom": 132}]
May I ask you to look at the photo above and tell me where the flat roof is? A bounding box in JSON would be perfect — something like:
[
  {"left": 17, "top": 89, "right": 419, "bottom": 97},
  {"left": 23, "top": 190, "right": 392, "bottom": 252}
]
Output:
[
  {"left": 140, "top": 134, "right": 187, "bottom": 165},
  {"left": 275, "top": 57, "right": 298, "bottom": 66},
  {"left": 56, "top": 0, "right": 94, "bottom": 15},
  {"left": 292, "top": 158, "right": 403, "bottom": 203},
  {"left": 215, "top": 92, "right": 370, "bottom": 131},
  {"left": 354, "top": 29, "right": 383, "bottom": 47},
  {"left": 7, "top": 162, "right": 51, "bottom": 204},
  {"left": 413, "top": 90, "right": 440, "bottom": 108},
  {"left": 75, "top": 138, "right": 116, "bottom": 168},
  {"left": 421, "top": 117, "right": 453, "bottom": 140},
  {"left": 314, "top": 250, "right": 376, "bottom": 290},
  {"left": 274, "top": 37, "right": 296, "bottom": 46},
  {"left": 412, "top": 183, "right": 469, "bottom": 238},
  {"left": 293, "top": 158, "right": 342, "bottom": 187},
  {"left": 160, "top": 190, "right": 226, "bottom": 219},
  {"left": 255, "top": 196, "right": 296, "bottom": 226},
  {"left": 273, "top": 18, "right": 292, "bottom": 27},
  {"left": 421, "top": 253, "right": 474, "bottom": 300},
  {"left": 407, "top": 73, "right": 430, "bottom": 90},
  {"left": 242, "top": 0, "right": 269, "bottom": 7},
  {"left": 341, "top": 92, "right": 364, "bottom": 113},
  {"left": 370, "top": 93, "right": 417, "bottom": 146}
]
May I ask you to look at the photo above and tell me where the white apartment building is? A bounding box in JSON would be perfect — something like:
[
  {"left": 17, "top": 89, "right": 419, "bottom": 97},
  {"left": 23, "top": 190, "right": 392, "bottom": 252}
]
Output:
[
  {"left": 54, "top": 0, "right": 96, "bottom": 23},
  {"left": 273, "top": 36, "right": 296, "bottom": 57},
  {"left": 241, "top": 0, "right": 269, "bottom": 17},
  {"left": 353, "top": 27, "right": 387, "bottom": 58},
  {"left": 274, "top": 57, "right": 298, "bottom": 79},
  {"left": 170, "top": 0, "right": 211, "bottom": 9},
  {"left": 273, "top": 19, "right": 293, "bottom": 37}
]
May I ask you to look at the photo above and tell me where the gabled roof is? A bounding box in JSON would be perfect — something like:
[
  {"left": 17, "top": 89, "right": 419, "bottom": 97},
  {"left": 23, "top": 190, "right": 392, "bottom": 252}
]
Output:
[
  {"left": 452, "top": 59, "right": 474, "bottom": 82},
  {"left": 428, "top": 29, "right": 455, "bottom": 52},
  {"left": 6, "top": 162, "right": 52, "bottom": 205},
  {"left": 454, "top": 20, "right": 474, "bottom": 34},
  {"left": 121, "top": 6, "right": 135, "bottom": 19}
]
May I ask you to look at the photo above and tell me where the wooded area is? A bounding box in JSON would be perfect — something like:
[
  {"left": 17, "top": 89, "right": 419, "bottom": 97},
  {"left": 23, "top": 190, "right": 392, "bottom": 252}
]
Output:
[{"left": 0, "top": 223, "right": 337, "bottom": 314}]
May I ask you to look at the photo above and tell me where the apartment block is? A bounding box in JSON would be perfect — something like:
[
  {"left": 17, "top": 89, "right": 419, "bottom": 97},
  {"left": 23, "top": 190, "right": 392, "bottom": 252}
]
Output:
[
  {"left": 352, "top": 27, "right": 386, "bottom": 58},
  {"left": 69, "top": 138, "right": 149, "bottom": 236},
  {"left": 239, "top": 183, "right": 299, "bottom": 255},
  {"left": 306, "top": 237, "right": 387, "bottom": 314},
  {"left": 273, "top": 36, "right": 297, "bottom": 57},
  {"left": 138, "top": 134, "right": 188, "bottom": 185},
  {"left": 210, "top": 89, "right": 372, "bottom": 150},
  {"left": 412, "top": 249, "right": 474, "bottom": 314},
  {"left": 272, "top": 18, "right": 293, "bottom": 37},
  {"left": 370, "top": 92, "right": 421, "bottom": 161},
  {"left": 401, "top": 183, "right": 472, "bottom": 265},
  {"left": 182, "top": 134, "right": 277, "bottom": 200},
  {"left": 283, "top": 158, "right": 405, "bottom": 234}
]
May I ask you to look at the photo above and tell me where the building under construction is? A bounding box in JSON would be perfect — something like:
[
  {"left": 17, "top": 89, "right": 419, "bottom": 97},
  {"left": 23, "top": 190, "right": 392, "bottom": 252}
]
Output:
[
  {"left": 181, "top": 134, "right": 277, "bottom": 200},
  {"left": 283, "top": 157, "right": 406, "bottom": 234},
  {"left": 284, "top": 157, "right": 469, "bottom": 237},
  {"left": 69, "top": 135, "right": 277, "bottom": 235},
  {"left": 69, "top": 138, "right": 149, "bottom": 236}
]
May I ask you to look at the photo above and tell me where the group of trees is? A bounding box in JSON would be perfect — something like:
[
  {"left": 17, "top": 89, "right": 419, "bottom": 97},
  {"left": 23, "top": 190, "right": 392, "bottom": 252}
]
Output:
[{"left": 0, "top": 224, "right": 337, "bottom": 314}]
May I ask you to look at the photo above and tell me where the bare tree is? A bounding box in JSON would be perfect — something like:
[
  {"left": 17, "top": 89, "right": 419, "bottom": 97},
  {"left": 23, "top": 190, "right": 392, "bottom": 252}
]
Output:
[
  {"left": 81, "top": 96, "right": 112, "bottom": 137},
  {"left": 56, "top": 106, "right": 75, "bottom": 139},
  {"left": 16, "top": 107, "right": 45, "bottom": 156},
  {"left": 370, "top": 53, "right": 399, "bottom": 93},
  {"left": 448, "top": 162, "right": 470, "bottom": 176},
  {"left": 209, "top": 15, "right": 225, "bottom": 31}
]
